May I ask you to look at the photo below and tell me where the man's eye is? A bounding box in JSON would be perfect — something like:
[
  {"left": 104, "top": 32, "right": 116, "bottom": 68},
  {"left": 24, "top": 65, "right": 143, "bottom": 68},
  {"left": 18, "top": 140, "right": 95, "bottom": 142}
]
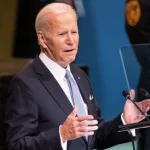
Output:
[
  {"left": 72, "top": 31, "right": 77, "bottom": 34},
  {"left": 59, "top": 32, "right": 66, "bottom": 36}
]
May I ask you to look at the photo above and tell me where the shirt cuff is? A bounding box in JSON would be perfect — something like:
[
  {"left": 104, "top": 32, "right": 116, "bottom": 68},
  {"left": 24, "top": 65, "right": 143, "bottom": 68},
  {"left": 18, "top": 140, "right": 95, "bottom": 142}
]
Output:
[
  {"left": 59, "top": 125, "right": 67, "bottom": 150},
  {"left": 121, "top": 113, "right": 136, "bottom": 136}
]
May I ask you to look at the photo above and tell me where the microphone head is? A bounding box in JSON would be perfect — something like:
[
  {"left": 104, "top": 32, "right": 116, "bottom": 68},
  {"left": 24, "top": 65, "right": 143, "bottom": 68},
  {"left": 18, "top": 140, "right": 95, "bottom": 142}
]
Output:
[
  {"left": 139, "top": 88, "right": 149, "bottom": 97},
  {"left": 122, "top": 90, "right": 131, "bottom": 99}
]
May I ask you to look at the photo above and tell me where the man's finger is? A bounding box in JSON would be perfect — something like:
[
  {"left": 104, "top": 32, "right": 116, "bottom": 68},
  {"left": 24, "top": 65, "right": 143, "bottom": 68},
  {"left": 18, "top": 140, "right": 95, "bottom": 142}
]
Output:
[
  {"left": 145, "top": 100, "right": 150, "bottom": 107},
  {"left": 78, "top": 131, "right": 94, "bottom": 137},
  {"left": 143, "top": 106, "right": 150, "bottom": 113},
  {"left": 140, "top": 100, "right": 150, "bottom": 108},
  {"left": 79, "top": 125, "right": 98, "bottom": 132},
  {"left": 78, "top": 120, "right": 98, "bottom": 127},
  {"left": 130, "top": 89, "right": 135, "bottom": 100},
  {"left": 77, "top": 115, "right": 94, "bottom": 121}
]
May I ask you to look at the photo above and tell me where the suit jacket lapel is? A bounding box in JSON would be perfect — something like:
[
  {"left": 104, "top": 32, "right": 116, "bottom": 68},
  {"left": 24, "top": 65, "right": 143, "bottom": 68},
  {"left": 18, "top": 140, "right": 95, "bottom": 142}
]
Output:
[
  {"left": 33, "top": 57, "right": 73, "bottom": 116},
  {"left": 40, "top": 75, "right": 74, "bottom": 116}
]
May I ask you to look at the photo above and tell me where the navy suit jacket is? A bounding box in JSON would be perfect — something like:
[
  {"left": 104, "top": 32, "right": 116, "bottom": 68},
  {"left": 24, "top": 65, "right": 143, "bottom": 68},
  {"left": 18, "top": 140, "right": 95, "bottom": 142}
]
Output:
[{"left": 5, "top": 57, "right": 131, "bottom": 150}]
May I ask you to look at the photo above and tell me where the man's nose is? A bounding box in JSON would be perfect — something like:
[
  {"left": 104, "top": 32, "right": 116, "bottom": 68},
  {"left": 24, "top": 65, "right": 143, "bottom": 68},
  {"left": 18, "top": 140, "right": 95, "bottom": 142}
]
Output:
[{"left": 66, "top": 33, "right": 74, "bottom": 45}]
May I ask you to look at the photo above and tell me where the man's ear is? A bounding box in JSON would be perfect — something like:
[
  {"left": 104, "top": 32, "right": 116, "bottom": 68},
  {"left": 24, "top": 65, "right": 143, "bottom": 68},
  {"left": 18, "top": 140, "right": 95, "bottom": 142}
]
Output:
[{"left": 37, "top": 31, "right": 47, "bottom": 49}]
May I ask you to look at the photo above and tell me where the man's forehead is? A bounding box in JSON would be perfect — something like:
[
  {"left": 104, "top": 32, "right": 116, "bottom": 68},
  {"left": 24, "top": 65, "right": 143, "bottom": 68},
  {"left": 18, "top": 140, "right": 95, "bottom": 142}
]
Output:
[{"left": 47, "top": 12, "right": 78, "bottom": 29}]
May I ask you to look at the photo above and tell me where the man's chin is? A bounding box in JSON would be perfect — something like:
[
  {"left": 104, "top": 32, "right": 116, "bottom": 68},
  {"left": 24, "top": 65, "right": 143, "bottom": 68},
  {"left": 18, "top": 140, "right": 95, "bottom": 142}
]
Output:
[{"left": 67, "top": 57, "right": 76, "bottom": 64}]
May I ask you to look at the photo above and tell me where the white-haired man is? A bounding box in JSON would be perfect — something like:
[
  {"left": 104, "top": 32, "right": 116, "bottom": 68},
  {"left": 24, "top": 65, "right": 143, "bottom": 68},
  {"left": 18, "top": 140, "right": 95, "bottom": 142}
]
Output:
[{"left": 5, "top": 2, "right": 150, "bottom": 150}]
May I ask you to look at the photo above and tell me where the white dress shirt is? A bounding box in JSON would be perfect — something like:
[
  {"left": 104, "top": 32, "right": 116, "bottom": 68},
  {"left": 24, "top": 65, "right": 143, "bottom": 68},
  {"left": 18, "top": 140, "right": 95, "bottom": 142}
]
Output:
[{"left": 39, "top": 52, "right": 135, "bottom": 150}]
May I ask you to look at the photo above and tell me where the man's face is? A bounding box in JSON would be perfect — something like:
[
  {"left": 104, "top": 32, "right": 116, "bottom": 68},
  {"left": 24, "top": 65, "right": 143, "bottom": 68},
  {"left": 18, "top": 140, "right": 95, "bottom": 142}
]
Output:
[{"left": 41, "top": 11, "right": 79, "bottom": 68}]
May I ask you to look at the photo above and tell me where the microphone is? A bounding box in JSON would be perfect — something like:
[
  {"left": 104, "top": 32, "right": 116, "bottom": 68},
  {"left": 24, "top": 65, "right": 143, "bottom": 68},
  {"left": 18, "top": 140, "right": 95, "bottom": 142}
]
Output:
[
  {"left": 139, "top": 88, "right": 150, "bottom": 99},
  {"left": 122, "top": 90, "right": 131, "bottom": 99},
  {"left": 122, "top": 90, "right": 149, "bottom": 121}
]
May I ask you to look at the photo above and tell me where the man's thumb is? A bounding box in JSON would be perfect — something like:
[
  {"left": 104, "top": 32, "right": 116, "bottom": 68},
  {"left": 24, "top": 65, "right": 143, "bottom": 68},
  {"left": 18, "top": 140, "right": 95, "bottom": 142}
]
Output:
[{"left": 70, "top": 106, "right": 78, "bottom": 117}]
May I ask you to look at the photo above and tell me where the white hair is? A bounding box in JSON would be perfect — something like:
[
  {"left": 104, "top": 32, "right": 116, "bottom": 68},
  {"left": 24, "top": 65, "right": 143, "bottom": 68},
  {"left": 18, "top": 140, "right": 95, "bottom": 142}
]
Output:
[{"left": 35, "top": 2, "right": 77, "bottom": 33}]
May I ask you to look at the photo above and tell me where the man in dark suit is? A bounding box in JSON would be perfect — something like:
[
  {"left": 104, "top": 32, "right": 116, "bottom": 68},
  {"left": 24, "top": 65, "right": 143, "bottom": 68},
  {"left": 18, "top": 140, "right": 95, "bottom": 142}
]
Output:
[{"left": 5, "top": 2, "right": 150, "bottom": 150}]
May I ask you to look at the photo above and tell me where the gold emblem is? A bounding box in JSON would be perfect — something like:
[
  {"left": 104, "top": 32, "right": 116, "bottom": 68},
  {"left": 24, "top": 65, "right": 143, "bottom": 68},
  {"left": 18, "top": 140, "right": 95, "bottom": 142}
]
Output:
[{"left": 126, "top": 0, "right": 141, "bottom": 27}]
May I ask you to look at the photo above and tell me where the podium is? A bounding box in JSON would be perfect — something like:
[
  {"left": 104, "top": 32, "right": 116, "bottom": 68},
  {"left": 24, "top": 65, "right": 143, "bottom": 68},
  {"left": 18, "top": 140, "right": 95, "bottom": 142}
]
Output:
[{"left": 118, "top": 120, "right": 150, "bottom": 132}]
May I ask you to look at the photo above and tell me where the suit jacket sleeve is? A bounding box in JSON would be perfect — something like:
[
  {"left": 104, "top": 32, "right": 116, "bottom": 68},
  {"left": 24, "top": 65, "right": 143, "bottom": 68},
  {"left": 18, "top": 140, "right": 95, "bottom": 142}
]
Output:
[
  {"left": 94, "top": 110, "right": 132, "bottom": 149},
  {"left": 5, "top": 76, "right": 63, "bottom": 150},
  {"left": 82, "top": 71, "right": 132, "bottom": 149}
]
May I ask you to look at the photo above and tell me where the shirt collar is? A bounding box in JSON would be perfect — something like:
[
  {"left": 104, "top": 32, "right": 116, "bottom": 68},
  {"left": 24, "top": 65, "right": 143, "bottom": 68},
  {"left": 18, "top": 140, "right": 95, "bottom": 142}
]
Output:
[{"left": 39, "top": 52, "right": 71, "bottom": 81}]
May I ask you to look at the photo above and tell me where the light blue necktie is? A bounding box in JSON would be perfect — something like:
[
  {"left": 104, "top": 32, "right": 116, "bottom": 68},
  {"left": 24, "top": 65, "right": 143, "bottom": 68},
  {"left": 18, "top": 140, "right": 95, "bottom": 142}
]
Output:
[
  {"left": 65, "top": 70, "right": 88, "bottom": 141},
  {"left": 65, "top": 70, "right": 87, "bottom": 116}
]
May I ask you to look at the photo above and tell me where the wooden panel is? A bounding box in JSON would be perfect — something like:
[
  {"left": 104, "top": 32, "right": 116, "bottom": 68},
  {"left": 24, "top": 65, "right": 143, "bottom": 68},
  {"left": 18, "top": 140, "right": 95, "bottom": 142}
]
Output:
[{"left": 0, "top": 0, "right": 18, "bottom": 57}]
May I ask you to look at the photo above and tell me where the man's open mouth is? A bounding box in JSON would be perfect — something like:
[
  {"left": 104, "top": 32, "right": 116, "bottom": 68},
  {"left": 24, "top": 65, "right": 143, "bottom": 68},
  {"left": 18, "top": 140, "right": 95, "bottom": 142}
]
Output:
[{"left": 64, "top": 49, "right": 74, "bottom": 52}]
